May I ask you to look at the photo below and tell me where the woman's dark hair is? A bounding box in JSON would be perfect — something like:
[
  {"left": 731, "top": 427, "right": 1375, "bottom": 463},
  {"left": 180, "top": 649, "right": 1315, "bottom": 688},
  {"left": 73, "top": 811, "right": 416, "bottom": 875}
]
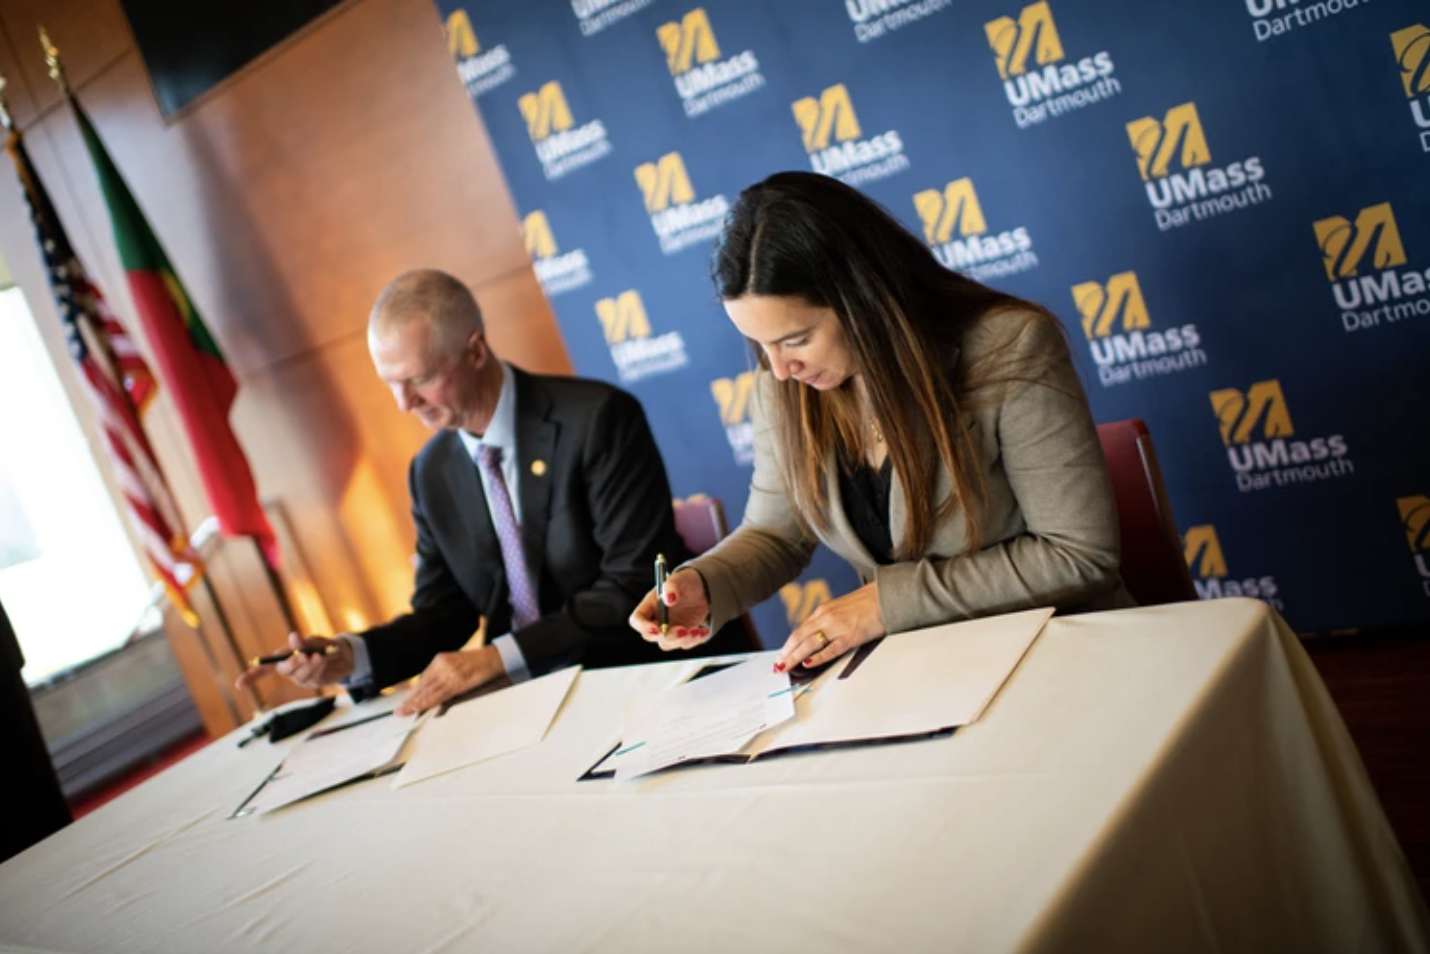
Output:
[{"left": 711, "top": 171, "right": 1059, "bottom": 556}]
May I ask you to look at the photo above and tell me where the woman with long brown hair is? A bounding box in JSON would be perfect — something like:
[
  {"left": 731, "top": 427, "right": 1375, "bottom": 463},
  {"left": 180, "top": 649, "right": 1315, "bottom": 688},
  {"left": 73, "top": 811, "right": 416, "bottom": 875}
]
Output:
[{"left": 630, "top": 171, "right": 1132, "bottom": 672}]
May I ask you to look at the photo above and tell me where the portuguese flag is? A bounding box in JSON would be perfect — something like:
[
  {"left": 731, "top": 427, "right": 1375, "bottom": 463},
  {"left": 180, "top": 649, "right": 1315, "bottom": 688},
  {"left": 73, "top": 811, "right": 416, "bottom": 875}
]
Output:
[{"left": 72, "top": 97, "right": 280, "bottom": 568}]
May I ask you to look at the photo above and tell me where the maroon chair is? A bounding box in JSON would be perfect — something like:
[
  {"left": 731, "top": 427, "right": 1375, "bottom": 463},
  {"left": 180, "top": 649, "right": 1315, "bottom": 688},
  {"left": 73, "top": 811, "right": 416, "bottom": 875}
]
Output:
[
  {"left": 1096, "top": 419, "right": 1198, "bottom": 606},
  {"left": 671, "top": 497, "right": 763, "bottom": 650}
]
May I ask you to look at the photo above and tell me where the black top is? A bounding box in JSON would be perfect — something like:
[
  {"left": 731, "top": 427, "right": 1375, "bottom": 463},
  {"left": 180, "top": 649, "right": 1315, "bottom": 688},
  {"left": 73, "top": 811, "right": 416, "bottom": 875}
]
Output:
[{"left": 838, "top": 452, "right": 896, "bottom": 565}]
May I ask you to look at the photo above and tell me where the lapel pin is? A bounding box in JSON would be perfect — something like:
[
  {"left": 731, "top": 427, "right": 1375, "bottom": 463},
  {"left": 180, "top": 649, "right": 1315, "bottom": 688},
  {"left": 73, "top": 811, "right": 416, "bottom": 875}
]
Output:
[{"left": 531, "top": 460, "right": 547, "bottom": 477}]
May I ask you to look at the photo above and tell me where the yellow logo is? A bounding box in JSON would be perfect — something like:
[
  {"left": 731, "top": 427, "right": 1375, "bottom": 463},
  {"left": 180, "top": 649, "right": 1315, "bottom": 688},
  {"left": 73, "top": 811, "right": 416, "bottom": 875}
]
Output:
[
  {"left": 518, "top": 82, "right": 573, "bottom": 141},
  {"left": 1126, "top": 102, "right": 1211, "bottom": 181},
  {"left": 1072, "top": 272, "right": 1151, "bottom": 340},
  {"left": 791, "top": 84, "right": 862, "bottom": 152},
  {"left": 781, "top": 580, "right": 831, "bottom": 625},
  {"left": 595, "top": 291, "right": 651, "bottom": 345},
  {"left": 1392, "top": 24, "right": 1430, "bottom": 98},
  {"left": 1312, "top": 202, "right": 1407, "bottom": 281},
  {"left": 445, "top": 10, "right": 478, "bottom": 58},
  {"left": 1399, "top": 495, "right": 1430, "bottom": 553},
  {"left": 1210, "top": 379, "right": 1294, "bottom": 446},
  {"left": 913, "top": 178, "right": 987, "bottom": 244},
  {"left": 985, "top": 2, "right": 1065, "bottom": 80},
  {"left": 711, "top": 372, "right": 756, "bottom": 426},
  {"left": 521, "top": 211, "right": 557, "bottom": 260},
  {"left": 634, "top": 153, "right": 696, "bottom": 213},
  {"left": 1183, "top": 525, "right": 1228, "bottom": 579},
  {"left": 657, "top": 8, "right": 720, "bottom": 76}
]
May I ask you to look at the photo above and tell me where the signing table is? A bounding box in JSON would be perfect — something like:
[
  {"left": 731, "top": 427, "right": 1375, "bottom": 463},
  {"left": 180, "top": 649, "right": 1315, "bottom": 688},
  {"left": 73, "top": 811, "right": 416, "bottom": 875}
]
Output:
[{"left": 1, "top": 599, "right": 1426, "bottom": 954}]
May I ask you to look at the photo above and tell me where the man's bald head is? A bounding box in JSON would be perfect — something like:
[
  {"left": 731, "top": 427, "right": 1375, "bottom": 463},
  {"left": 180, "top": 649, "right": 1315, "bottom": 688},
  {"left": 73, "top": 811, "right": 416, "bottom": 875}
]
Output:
[
  {"left": 369, "top": 269, "right": 485, "bottom": 357},
  {"left": 368, "top": 269, "right": 502, "bottom": 433}
]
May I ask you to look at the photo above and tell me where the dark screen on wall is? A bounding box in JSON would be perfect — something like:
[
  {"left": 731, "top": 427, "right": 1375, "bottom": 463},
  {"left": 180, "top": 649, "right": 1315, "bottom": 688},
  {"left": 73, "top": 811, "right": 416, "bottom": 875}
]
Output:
[{"left": 120, "top": 0, "right": 348, "bottom": 116}]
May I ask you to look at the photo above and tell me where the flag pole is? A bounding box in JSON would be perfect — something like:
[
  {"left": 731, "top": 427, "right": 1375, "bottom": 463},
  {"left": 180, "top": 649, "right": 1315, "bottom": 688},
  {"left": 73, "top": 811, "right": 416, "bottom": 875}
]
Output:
[
  {"left": 36, "top": 28, "right": 267, "bottom": 723},
  {"left": 259, "top": 545, "right": 302, "bottom": 636}
]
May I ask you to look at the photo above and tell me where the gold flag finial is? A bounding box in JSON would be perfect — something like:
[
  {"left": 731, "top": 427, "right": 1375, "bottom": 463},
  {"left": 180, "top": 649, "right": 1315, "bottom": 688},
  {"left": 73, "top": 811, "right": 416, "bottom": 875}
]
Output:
[
  {"left": 0, "top": 69, "right": 12, "bottom": 131},
  {"left": 38, "top": 25, "right": 69, "bottom": 94}
]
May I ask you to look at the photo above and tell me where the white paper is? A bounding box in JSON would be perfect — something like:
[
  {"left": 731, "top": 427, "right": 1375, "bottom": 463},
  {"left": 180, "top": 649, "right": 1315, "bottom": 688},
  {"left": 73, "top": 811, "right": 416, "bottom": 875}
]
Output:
[
  {"left": 241, "top": 710, "right": 420, "bottom": 816},
  {"left": 392, "top": 666, "right": 581, "bottom": 789},
  {"left": 748, "top": 607, "right": 1054, "bottom": 755},
  {"left": 615, "top": 653, "right": 795, "bottom": 780}
]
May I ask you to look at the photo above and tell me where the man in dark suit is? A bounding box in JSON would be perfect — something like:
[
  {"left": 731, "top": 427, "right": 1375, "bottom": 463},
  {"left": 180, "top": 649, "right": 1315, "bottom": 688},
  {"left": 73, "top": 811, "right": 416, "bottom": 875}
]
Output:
[
  {"left": 1, "top": 597, "right": 71, "bottom": 861},
  {"left": 238, "top": 270, "right": 743, "bottom": 712}
]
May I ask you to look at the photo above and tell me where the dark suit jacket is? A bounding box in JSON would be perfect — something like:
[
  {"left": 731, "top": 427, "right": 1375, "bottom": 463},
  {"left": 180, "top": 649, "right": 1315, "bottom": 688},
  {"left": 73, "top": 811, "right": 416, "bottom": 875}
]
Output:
[
  {"left": 1, "top": 598, "right": 71, "bottom": 860},
  {"left": 359, "top": 368, "right": 746, "bottom": 689}
]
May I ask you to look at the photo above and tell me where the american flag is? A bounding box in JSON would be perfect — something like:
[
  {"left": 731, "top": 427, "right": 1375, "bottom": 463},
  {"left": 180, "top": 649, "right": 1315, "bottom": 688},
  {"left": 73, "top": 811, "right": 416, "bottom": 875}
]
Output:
[{"left": 5, "top": 125, "right": 203, "bottom": 626}]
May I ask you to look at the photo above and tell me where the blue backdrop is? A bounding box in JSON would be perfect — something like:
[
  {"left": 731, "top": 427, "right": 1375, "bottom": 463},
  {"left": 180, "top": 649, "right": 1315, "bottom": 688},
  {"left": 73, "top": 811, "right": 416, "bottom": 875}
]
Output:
[{"left": 433, "top": 0, "right": 1430, "bottom": 639}]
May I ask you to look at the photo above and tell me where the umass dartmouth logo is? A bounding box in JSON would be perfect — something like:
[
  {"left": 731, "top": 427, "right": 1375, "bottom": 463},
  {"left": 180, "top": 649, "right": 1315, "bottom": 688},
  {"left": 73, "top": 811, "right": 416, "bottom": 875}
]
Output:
[
  {"left": 791, "top": 83, "right": 908, "bottom": 187},
  {"left": 710, "top": 371, "right": 756, "bottom": 465},
  {"left": 1126, "top": 102, "right": 1271, "bottom": 231},
  {"left": 1071, "top": 271, "right": 1206, "bottom": 387},
  {"left": 845, "top": 0, "right": 953, "bottom": 44},
  {"left": 594, "top": 290, "right": 688, "bottom": 384},
  {"left": 657, "top": 8, "right": 764, "bottom": 117},
  {"left": 1397, "top": 495, "right": 1430, "bottom": 596},
  {"left": 781, "top": 579, "right": 831, "bottom": 626},
  {"left": 1392, "top": 23, "right": 1430, "bottom": 152},
  {"left": 984, "top": 1, "right": 1120, "bottom": 129},
  {"left": 634, "top": 152, "right": 729, "bottom": 256},
  {"left": 913, "top": 177, "right": 1037, "bottom": 282},
  {"left": 1245, "top": 0, "right": 1372, "bottom": 44},
  {"left": 1209, "top": 379, "right": 1352, "bottom": 493},
  {"left": 521, "top": 211, "right": 591, "bottom": 297},
  {"left": 1184, "top": 525, "right": 1282, "bottom": 609},
  {"left": 517, "top": 81, "right": 611, "bottom": 180},
  {"left": 1314, "top": 202, "right": 1428, "bottom": 333},
  {"left": 445, "top": 10, "right": 515, "bottom": 98},
  {"left": 572, "top": 0, "right": 655, "bottom": 38}
]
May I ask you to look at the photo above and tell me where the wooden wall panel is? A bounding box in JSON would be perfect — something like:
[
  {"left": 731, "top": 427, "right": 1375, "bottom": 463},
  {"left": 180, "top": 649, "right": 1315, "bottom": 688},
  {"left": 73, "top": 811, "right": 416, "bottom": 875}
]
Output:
[
  {"left": 0, "top": 0, "right": 572, "bottom": 714},
  {"left": 0, "top": 0, "right": 130, "bottom": 127}
]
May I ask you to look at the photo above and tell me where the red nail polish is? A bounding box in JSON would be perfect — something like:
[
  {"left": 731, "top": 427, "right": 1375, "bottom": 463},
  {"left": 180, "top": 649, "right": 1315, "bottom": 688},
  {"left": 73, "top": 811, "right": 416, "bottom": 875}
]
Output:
[
  {"left": 675, "top": 627, "right": 687, "bottom": 637},
  {"left": 648, "top": 626, "right": 659, "bottom": 635},
  {"left": 664, "top": 592, "right": 676, "bottom": 605},
  {"left": 773, "top": 662, "right": 786, "bottom": 674}
]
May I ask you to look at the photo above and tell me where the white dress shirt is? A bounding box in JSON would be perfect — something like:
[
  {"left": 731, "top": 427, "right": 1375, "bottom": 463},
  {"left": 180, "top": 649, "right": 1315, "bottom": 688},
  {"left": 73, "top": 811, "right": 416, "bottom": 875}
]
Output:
[{"left": 343, "top": 362, "right": 530, "bottom": 686}]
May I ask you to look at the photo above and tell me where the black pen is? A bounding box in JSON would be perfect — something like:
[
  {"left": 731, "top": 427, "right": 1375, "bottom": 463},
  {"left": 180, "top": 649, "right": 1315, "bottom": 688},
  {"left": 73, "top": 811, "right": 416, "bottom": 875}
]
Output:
[
  {"left": 655, "top": 552, "right": 669, "bottom": 636},
  {"left": 250, "top": 645, "right": 339, "bottom": 667},
  {"left": 306, "top": 708, "right": 393, "bottom": 739}
]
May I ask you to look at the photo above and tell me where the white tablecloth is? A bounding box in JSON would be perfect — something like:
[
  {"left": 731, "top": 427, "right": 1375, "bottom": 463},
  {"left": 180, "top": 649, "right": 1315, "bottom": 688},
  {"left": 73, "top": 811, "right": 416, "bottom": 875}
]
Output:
[{"left": 2, "top": 598, "right": 1426, "bottom": 953}]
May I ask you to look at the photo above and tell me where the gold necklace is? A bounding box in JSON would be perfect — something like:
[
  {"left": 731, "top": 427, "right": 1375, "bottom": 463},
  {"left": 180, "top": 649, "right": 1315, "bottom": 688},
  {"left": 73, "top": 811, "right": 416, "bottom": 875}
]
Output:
[{"left": 869, "top": 418, "right": 884, "bottom": 445}]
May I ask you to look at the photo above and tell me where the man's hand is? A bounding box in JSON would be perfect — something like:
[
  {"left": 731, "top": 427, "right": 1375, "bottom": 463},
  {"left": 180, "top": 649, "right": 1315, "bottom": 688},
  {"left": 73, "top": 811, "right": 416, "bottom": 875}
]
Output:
[
  {"left": 235, "top": 633, "right": 354, "bottom": 691},
  {"left": 397, "top": 645, "right": 507, "bottom": 715}
]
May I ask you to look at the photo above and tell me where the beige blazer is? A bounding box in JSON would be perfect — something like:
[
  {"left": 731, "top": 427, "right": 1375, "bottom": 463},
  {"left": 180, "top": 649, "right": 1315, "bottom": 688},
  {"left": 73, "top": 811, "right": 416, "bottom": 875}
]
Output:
[{"left": 689, "top": 311, "right": 1134, "bottom": 636}]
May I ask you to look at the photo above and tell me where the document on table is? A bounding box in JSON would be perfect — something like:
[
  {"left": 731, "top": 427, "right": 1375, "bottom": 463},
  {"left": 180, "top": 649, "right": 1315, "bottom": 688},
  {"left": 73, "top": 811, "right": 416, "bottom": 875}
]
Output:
[
  {"left": 748, "top": 606, "right": 1054, "bottom": 755},
  {"left": 612, "top": 652, "right": 795, "bottom": 780},
  {"left": 392, "top": 666, "right": 581, "bottom": 789},
  {"left": 237, "top": 709, "right": 421, "bottom": 817}
]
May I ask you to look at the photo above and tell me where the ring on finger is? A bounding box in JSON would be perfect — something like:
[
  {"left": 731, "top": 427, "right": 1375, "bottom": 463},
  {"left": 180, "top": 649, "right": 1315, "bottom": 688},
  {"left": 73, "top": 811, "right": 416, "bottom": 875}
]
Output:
[{"left": 813, "top": 630, "right": 829, "bottom": 650}]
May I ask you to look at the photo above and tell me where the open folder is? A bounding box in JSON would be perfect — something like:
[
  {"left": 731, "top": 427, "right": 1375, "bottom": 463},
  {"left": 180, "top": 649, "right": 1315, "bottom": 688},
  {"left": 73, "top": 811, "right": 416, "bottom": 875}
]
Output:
[
  {"left": 583, "top": 607, "right": 1054, "bottom": 780},
  {"left": 232, "top": 707, "right": 421, "bottom": 817}
]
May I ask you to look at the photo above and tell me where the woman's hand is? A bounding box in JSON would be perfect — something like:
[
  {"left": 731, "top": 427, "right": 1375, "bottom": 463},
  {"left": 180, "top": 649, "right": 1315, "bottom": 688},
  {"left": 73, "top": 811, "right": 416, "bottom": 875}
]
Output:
[
  {"left": 775, "top": 582, "right": 885, "bottom": 673},
  {"left": 629, "top": 568, "right": 713, "bottom": 651}
]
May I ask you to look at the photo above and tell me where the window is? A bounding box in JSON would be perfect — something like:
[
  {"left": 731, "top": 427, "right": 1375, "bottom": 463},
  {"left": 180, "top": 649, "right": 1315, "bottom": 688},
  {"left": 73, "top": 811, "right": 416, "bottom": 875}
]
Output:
[{"left": 0, "top": 286, "right": 155, "bottom": 686}]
